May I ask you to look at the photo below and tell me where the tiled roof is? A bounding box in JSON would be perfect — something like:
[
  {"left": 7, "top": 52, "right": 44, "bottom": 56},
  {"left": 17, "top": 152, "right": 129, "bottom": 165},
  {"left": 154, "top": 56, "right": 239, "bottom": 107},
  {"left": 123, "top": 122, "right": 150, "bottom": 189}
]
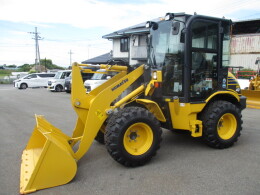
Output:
[{"left": 82, "top": 52, "right": 111, "bottom": 64}]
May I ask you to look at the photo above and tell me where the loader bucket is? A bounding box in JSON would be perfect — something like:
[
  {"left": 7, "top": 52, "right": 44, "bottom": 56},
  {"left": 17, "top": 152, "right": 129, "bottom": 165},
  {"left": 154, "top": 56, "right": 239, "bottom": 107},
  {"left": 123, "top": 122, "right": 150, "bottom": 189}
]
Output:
[
  {"left": 20, "top": 115, "right": 77, "bottom": 194},
  {"left": 241, "top": 90, "right": 260, "bottom": 109}
]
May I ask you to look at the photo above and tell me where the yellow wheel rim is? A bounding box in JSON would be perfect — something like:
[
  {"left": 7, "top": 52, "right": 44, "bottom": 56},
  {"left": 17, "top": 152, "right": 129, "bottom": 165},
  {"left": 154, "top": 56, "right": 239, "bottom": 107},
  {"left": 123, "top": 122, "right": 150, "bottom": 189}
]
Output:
[
  {"left": 217, "top": 113, "right": 237, "bottom": 140},
  {"left": 123, "top": 122, "right": 153, "bottom": 156}
]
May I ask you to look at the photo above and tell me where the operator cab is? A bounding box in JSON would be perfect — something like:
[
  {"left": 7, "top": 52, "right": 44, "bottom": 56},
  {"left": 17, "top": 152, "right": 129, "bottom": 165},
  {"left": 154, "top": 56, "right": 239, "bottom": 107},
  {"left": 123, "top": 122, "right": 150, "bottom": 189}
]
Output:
[{"left": 146, "top": 13, "right": 232, "bottom": 103}]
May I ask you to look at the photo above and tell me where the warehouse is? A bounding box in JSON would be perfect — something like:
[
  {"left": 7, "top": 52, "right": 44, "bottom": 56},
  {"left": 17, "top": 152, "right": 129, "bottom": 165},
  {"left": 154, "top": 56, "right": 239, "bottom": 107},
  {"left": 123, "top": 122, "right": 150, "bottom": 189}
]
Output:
[{"left": 230, "top": 19, "right": 260, "bottom": 70}]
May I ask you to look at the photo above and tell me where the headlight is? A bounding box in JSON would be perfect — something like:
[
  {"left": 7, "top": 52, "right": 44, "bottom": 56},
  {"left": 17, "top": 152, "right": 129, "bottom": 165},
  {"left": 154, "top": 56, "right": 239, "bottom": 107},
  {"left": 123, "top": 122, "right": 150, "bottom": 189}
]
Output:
[
  {"left": 153, "top": 71, "right": 157, "bottom": 80},
  {"left": 146, "top": 21, "right": 158, "bottom": 30}
]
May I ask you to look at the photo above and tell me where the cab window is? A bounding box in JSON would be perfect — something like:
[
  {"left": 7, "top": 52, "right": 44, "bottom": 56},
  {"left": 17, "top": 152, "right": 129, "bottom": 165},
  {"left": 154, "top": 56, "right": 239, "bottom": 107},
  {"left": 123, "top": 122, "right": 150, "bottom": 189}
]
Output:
[{"left": 190, "top": 21, "right": 218, "bottom": 101}]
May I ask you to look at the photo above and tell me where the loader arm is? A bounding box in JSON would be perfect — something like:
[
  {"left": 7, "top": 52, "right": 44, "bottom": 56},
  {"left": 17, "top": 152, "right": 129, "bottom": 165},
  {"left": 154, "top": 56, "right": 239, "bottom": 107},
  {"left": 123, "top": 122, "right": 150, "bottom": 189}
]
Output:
[{"left": 70, "top": 63, "right": 145, "bottom": 160}]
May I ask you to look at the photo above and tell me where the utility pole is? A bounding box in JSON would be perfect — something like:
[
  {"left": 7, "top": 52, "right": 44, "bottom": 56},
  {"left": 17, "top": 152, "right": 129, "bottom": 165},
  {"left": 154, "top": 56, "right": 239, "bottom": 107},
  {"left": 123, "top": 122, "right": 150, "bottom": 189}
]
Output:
[
  {"left": 68, "top": 50, "right": 74, "bottom": 67},
  {"left": 29, "top": 27, "right": 43, "bottom": 72}
]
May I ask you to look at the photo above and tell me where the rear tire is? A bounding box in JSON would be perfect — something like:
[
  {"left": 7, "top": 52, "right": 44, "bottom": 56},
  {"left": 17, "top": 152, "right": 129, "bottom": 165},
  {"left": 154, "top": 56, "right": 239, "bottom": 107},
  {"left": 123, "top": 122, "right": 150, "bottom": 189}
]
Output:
[
  {"left": 201, "top": 100, "right": 242, "bottom": 149},
  {"left": 105, "top": 107, "right": 162, "bottom": 167}
]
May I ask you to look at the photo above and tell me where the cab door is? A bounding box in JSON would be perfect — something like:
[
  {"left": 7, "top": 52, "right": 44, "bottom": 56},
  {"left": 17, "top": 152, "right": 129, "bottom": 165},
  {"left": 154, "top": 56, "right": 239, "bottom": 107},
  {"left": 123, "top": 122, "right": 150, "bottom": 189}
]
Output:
[{"left": 189, "top": 20, "right": 219, "bottom": 101}]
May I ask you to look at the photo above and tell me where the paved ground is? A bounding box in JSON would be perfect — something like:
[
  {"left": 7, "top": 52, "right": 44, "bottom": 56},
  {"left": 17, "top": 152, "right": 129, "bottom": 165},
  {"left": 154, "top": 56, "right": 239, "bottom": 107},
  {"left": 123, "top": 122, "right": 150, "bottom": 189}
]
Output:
[{"left": 0, "top": 84, "right": 259, "bottom": 195}]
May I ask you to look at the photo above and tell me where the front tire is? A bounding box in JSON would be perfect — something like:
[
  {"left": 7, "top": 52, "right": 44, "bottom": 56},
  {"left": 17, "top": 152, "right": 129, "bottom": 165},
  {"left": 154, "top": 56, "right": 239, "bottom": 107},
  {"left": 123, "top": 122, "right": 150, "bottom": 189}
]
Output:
[
  {"left": 201, "top": 100, "right": 242, "bottom": 149},
  {"left": 55, "top": 85, "right": 63, "bottom": 92},
  {"left": 95, "top": 124, "right": 106, "bottom": 144},
  {"left": 105, "top": 107, "right": 162, "bottom": 167},
  {"left": 19, "top": 83, "right": 27, "bottom": 89}
]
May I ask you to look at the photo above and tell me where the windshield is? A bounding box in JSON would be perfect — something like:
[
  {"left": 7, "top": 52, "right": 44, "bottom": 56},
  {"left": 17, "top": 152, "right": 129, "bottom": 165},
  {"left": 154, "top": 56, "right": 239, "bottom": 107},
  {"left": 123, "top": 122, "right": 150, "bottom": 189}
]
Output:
[
  {"left": 148, "top": 20, "right": 184, "bottom": 69},
  {"left": 148, "top": 19, "right": 185, "bottom": 96},
  {"left": 91, "top": 70, "right": 118, "bottom": 80},
  {"left": 24, "top": 74, "right": 37, "bottom": 79},
  {"left": 91, "top": 71, "right": 106, "bottom": 80},
  {"left": 54, "top": 72, "right": 62, "bottom": 79}
]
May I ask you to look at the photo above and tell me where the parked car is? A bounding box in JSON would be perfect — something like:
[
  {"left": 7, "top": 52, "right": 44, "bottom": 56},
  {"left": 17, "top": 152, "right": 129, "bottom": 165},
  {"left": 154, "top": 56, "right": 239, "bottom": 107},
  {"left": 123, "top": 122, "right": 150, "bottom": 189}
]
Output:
[
  {"left": 13, "top": 73, "right": 55, "bottom": 89},
  {"left": 84, "top": 69, "right": 117, "bottom": 93},
  {"left": 64, "top": 67, "right": 98, "bottom": 93},
  {"left": 64, "top": 73, "right": 72, "bottom": 93},
  {"left": 47, "top": 70, "right": 71, "bottom": 92}
]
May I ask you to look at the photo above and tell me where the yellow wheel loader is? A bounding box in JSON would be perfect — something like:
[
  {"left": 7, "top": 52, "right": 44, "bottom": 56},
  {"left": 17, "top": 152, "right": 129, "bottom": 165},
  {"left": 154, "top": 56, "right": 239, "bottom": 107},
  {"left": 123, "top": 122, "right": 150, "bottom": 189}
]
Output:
[
  {"left": 241, "top": 57, "right": 260, "bottom": 109},
  {"left": 20, "top": 13, "right": 246, "bottom": 194}
]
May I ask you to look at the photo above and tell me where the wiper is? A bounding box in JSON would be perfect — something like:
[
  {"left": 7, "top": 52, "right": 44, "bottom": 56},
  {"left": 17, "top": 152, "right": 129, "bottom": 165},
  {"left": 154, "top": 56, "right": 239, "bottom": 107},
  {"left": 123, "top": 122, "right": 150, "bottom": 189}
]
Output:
[
  {"left": 148, "top": 35, "right": 157, "bottom": 69},
  {"left": 151, "top": 47, "right": 157, "bottom": 69}
]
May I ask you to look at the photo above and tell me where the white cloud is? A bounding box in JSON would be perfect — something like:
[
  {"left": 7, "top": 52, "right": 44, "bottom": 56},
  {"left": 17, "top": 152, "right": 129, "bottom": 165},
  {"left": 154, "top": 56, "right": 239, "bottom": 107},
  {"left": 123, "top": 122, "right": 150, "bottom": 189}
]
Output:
[
  {"left": 0, "top": 0, "right": 259, "bottom": 66},
  {"left": 1, "top": 0, "right": 259, "bottom": 29}
]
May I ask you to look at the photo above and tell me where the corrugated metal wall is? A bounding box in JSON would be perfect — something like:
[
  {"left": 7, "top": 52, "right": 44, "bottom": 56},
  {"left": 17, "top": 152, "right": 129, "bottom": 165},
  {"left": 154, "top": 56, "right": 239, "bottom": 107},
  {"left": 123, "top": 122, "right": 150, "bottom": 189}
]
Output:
[
  {"left": 231, "top": 34, "right": 260, "bottom": 54},
  {"left": 230, "top": 34, "right": 260, "bottom": 70},
  {"left": 230, "top": 54, "right": 259, "bottom": 70}
]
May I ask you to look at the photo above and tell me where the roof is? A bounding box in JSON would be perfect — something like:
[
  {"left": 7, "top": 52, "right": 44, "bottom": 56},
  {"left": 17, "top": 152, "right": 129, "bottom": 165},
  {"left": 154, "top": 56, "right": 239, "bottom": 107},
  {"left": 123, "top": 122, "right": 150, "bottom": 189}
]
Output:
[
  {"left": 103, "top": 13, "right": 190, "bottom": 39},
  {"left": 102, "top": 17, "right": 162, "bottom": 39},
  {"left": 82, "top": 52, "right": 111, "bottom": 64},
  {"left": 233, "top": 19, "right": 260, "bottom": 34}
]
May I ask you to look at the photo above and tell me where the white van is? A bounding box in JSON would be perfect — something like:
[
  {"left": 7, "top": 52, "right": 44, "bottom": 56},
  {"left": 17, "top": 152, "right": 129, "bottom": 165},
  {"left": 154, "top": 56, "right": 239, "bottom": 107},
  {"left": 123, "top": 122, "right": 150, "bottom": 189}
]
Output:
[
  {"left": 14, "top": 73, "right": 55, "bottom": 89},
  {"left": 47, "top": 70, "right": 71, "bottom": 92},
  {"left": 84, "top": 69, "right": 116, "bottom": 93}
]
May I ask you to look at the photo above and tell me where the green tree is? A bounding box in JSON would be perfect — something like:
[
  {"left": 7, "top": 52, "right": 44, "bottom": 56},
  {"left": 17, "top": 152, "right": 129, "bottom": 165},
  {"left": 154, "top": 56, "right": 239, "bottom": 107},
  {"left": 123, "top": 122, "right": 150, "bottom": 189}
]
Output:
[
  {"left": 40, "top": 59, "right": 65, "bottom": 70},
  {"left": 18, "top": 64, "right": 32, "bottom": 72},
  {"left": 7, "top": 65, "right": 17, "bottom": 68}
]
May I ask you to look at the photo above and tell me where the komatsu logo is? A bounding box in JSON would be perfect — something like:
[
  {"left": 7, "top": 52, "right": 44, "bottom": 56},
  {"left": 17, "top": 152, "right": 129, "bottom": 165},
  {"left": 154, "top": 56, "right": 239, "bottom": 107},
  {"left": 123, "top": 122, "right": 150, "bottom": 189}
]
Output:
[{"left": 111, "top": 79, "right": 128, "bottom": 91}]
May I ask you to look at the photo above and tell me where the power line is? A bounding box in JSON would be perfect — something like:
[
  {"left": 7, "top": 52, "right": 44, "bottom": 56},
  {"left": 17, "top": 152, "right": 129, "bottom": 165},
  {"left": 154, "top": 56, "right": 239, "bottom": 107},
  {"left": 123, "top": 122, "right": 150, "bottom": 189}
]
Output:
[{"left": 28, "top": 27, "right": 43, "bottom": 72}]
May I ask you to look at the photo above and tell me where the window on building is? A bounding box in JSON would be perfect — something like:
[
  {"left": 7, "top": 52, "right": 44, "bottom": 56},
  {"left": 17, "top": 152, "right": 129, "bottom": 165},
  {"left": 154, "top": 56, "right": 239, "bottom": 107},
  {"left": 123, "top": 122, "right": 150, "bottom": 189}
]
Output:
[{"left": 120, "top": 37, "right": 129, "bottom": 52}]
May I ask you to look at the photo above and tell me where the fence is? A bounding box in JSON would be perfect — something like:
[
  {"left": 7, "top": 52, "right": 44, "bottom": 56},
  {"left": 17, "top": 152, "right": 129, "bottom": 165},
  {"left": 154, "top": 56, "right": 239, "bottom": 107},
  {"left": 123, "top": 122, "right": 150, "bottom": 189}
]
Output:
[
  {"left": 236, "top": 71, "right": 257, "bottom": 79},
  {"left": 0, "top": 76, "right": 16, "bottom": 84}
]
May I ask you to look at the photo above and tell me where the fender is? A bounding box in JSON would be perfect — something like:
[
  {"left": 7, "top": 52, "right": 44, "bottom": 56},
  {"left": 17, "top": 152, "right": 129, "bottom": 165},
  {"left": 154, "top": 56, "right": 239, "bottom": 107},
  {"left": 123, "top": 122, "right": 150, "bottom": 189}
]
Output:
[
  {"left": 206, "top": 91, "right": 240, "bottom": 103},
  {"left": 134, "top": 99, "right": 166, "bottom": 122}
]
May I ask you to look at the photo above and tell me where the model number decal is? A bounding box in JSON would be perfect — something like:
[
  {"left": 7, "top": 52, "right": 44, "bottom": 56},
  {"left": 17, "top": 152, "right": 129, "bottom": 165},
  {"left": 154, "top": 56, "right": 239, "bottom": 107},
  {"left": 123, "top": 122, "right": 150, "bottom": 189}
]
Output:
[{"left": 111, "top": 79, "right": 128, "bottom": 91}]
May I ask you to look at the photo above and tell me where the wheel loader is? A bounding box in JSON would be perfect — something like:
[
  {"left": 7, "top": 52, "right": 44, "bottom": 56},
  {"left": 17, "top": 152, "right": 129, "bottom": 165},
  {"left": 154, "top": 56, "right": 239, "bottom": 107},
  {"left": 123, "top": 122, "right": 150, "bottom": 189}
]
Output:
[
  {"left": 241, "top": 57, "right": 260, "bottom": 109},
  {"left": 20, "top": 13, "right": 246, "bottom": 194}
]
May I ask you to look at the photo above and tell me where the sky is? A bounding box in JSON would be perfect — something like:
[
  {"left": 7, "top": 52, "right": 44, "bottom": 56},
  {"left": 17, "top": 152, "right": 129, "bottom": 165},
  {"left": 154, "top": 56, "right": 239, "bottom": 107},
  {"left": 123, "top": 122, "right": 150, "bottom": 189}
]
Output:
[{"left": 0, "top": 0, "right": 260, "bottom": 68}]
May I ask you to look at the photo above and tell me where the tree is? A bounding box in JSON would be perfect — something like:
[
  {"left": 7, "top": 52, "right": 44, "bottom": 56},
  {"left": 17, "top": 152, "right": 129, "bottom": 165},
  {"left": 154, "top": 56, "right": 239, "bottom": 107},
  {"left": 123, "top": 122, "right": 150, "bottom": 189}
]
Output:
[
  {"left": 18, "top": 64, "right": 32, "bottom": 72},
  {"left": 40, "top": 59, "right": 65, "bottom": 70},
  {"left": 7, "top": 65, "right": 17, "bottom": 68}
]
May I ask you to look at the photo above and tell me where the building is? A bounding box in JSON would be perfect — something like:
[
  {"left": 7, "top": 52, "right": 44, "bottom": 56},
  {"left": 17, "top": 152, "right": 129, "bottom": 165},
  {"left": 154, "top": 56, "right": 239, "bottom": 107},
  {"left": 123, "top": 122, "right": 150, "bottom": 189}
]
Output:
[
  {"left": 230, "top": 19, "right": 260, "bottom": 70},
  {"left": 102, "top": 18, "right": 161, "bottom": 66}
]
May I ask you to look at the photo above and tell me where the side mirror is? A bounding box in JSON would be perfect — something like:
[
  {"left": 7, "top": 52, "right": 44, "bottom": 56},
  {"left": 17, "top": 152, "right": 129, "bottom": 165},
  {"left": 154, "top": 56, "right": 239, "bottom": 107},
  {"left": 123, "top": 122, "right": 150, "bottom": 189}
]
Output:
[
  {"left": 172, "top": 22, "right": 180, "bottom": 35},
  {"left": 106, "top": 76, "right": 111, "bottom": 80}
]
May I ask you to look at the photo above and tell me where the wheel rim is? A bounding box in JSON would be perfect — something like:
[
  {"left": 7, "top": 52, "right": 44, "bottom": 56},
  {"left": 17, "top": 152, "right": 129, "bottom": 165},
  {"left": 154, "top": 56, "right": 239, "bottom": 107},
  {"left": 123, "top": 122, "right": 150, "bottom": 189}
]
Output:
[
  {"left": 123, "top": 122, "right": 153, "bottom": 156},
  {"left": 56, "top": 86, "right": 62, "bottom": 92},
  {"left": 217, "top": 113, "right": 237, "bottom": 140}
]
